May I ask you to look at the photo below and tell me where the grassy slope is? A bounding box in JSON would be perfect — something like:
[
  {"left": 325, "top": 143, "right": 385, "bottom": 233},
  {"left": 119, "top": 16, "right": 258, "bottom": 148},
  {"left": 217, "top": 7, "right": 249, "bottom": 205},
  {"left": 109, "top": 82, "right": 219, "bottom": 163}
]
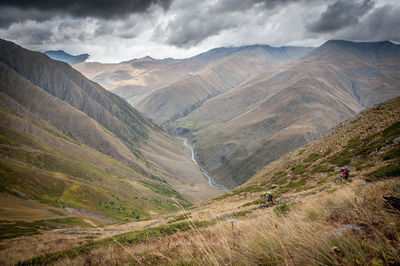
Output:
[
  {"left": 15, "top": 97, "right": 400, "bottom": 265},
  {"left": 0, "top": 39, "right": 196, "bottom": 231},
  {"left": 0, "top": 108, "right": 191, "bottom": 222}
]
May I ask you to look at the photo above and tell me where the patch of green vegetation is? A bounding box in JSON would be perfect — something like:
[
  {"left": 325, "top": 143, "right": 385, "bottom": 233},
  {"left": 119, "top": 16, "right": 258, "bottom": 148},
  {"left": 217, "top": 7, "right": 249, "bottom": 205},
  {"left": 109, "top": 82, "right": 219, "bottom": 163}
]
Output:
[
  {"left": 274, "top": 203, "right": 292, "bottom": 216},
  {"left": 311, "top": 165, "right": 334, "bottom": 174},
  {"left": 382, "top": 147, "right": 400, "bottom": 160},
  {"left": 328, "top": 150, "right": 353, "bottom": 166},
  {"left": 18, "top": 220, "right": 212, "bottom": 265},
  {"left": 304, "top": 153, "right": 322, "bottom": 163},
  {"left": 382, "top": 121, "right": 400, "bottom": 140},
  {"left": 297, "top": 148, "right": 305, "bottom": 156},
  {"left": 327, "top": 124, "right": 399, "bottom": 167},
  {"left": 0, "top": 126, "right": 41, "bottom": 148},
  {"left": 271, "top": 177, "right": 289, "bottom": 185},
  {"left": 277, "top": 178, "right": 307, "bottom": 195},
  {"left": 292, "top": 164, "right": 310, "bottom": 175},
  {"left": 0, "top": 217, "right": 90, "bottom": 240},
  {"left": 273, "top": 171, "right": 287, "bottom": 179},
  {"left": 366, "top": 163, "right": 400, "bottom": 182},
  {"left": 139, "top": 181, "right": 191, "bottom": 208},
  {"left": 323, "top": 148, "right": 333, "bottom": 156},
  {"left": 241, "top": 198, "right": 264, "bottom": 207}
]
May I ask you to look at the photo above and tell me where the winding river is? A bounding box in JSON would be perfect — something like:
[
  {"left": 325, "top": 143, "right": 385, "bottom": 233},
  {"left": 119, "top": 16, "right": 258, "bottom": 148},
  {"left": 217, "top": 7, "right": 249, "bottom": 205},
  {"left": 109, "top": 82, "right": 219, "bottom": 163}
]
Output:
[{"left": 183, "top": 138, "right": 229, "bottom": 192}]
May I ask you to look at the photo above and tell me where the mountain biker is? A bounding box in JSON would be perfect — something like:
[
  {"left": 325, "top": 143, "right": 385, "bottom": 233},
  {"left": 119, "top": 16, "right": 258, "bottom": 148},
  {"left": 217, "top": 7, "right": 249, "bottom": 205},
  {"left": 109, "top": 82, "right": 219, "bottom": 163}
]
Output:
[
  {"left": 339, "top": 167, "right": 350, "bottom": 180},
  {"left": 263, "top": 191, "right": 273, "bottom": 203}
]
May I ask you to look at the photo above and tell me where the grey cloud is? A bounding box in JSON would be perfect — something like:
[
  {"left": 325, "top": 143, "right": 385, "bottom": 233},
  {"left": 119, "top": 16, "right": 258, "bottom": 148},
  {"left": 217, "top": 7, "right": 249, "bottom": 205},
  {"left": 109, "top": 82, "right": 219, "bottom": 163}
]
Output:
[
  {"left": 0, "top": 0, "right": 172, "bottom": 27},
  {"left": 160, "top": 12, "right": 240, "bottom": 48},
  {"left": 213, "top": 0, "right": 303, "bottom": 12},
  {"left": 154, "top": 0, "right": 307, "bottom": 48},
  {"left": 5, "top": 24, "right": 52, "bottom": 45},
  {"left": 307, "top": 0, "right": 374, "bottom": 33}
]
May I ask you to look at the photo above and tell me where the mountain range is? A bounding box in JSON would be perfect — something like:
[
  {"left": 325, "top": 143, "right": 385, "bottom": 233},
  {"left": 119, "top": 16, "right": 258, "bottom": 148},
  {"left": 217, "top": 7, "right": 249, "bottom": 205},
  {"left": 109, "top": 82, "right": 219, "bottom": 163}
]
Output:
[
  {"left": 75, "top": 40, "right": 400, "bottom": 188},
  {"left": 74, "top": 45, "right": 313, "bottom": 122}
]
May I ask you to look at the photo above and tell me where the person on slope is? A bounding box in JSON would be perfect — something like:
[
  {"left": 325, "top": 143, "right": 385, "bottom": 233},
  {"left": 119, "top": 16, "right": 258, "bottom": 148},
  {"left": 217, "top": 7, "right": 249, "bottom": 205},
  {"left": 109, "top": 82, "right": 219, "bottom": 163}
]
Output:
[
  {"left": 339, "top": 167, "right": 350, "bottom": 180},
  {"left": 263, "top": 191, "right": 273, "bottom": 204}
]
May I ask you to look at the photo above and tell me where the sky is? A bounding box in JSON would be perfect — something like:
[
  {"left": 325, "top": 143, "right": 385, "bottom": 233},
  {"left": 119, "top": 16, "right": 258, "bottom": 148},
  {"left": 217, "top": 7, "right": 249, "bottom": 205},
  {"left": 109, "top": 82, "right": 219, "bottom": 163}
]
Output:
[{"left": 0, "top": 0, "right": 399, "bottom": 63}]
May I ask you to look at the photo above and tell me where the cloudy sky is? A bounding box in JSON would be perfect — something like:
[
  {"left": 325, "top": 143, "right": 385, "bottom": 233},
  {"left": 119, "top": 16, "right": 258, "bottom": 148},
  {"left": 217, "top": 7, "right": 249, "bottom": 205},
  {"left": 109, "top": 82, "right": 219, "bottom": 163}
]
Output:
[{"left": 0, "top": 0, "right": 399, "bottom": 63}]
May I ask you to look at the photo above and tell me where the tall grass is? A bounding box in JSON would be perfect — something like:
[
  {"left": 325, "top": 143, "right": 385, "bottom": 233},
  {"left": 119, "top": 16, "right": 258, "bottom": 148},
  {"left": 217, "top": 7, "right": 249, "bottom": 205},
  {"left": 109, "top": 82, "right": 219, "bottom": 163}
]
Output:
[{"left": 41, "top": 179, "right": 400, "bottom": 265}]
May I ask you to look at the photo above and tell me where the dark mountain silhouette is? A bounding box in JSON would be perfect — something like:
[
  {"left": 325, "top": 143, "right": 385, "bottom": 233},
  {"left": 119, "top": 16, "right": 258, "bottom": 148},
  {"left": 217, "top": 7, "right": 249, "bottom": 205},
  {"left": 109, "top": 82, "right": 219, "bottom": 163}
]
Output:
[{"left": 45, "top": 50, "right": 89, "bottom": 64}]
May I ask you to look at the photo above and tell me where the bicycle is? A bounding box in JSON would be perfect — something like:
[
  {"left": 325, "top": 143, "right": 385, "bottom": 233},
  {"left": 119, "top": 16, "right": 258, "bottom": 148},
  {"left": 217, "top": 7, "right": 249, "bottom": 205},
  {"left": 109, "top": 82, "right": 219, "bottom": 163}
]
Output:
[
  {"left": 259, "top": 201, "right": 276, "bottom": 209},
  {"left": 335, "top": 173, "right": 349, "bottom": 183}
]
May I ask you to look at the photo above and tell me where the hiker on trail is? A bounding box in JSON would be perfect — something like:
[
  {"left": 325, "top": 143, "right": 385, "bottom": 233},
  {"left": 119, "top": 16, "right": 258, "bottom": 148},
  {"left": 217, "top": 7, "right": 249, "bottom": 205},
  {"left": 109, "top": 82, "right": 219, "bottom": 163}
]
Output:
[
  {"left": 264, "top": 191, "right": 273, "bottom": 203},
  {"left": 339, "top": 167, "right": 350, "bottom": 180}
]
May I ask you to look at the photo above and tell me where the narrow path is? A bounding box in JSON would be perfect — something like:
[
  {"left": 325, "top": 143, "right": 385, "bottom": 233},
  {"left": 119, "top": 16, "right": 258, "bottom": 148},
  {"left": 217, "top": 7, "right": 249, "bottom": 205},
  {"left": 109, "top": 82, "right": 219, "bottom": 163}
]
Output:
[{"left": 183, "top": 138, "right": 229, "bottom": 192}]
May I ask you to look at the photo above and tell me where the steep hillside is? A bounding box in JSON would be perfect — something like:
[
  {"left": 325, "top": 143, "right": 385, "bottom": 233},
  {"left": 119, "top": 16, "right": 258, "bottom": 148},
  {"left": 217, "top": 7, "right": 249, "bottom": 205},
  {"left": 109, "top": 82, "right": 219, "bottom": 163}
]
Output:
[
  {"left": 45, "top": 50, "right": 89, "bottom": 65},
  {"left": 11, "top": 96, "right": 400, "bottom": 266},
  {"left": 217, "top": 95, "right": 400, "bottom": 201},
  {"left": 0, "top": 39, "right": 221, "bottom": 228},
  {"left": 176, "top": 40, "right": 400, "bottom": 188}
]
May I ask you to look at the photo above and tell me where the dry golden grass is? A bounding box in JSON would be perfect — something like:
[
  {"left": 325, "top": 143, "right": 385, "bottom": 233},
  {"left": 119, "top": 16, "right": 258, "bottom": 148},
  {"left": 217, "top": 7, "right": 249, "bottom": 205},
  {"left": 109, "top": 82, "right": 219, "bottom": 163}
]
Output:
[{"left": 40, "top": 178, "right": 400, "bottom": 265}]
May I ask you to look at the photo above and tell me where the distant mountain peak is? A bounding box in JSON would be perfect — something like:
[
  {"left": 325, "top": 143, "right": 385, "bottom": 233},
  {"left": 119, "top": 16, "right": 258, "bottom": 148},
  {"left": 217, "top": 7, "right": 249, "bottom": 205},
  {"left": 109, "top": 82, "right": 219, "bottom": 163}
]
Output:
[
  {"left": 44, "top": 50, "right": 89, "bottom": 65},
  {"left": 315, "top": 39, "right": 400, "bottom": 58}
]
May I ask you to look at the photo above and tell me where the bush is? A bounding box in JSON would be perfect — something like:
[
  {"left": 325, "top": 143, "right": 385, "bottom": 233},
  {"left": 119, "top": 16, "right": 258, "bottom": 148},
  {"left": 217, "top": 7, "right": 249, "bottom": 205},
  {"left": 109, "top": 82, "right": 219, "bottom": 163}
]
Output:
[
  {"left": 367, "top": 163, "right": 400, "bottom": 181},
  {"left": 292, "top": 164, "right": 309, "bottom": 175},
  {"left": 382, "top": 148, "right": 400, "bottom": 160},
  {"left": 311, "top": 165, "right": 334, "bottom": 174},
  {"left": 304, "top": 153, "right": 321, "bottom": 163}
]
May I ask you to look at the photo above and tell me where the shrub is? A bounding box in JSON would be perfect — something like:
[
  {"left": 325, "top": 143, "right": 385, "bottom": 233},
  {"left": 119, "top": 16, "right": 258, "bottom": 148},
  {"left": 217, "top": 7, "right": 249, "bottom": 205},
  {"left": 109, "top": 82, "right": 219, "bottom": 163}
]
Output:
[
  {"left": 292, "top": 164, "right": 309, "bottom": 175},
  {"left": 311, "top": 165, "right": 334, "bottom": 174},
  {"left": 382, "top": 148, "right": 400, "bottom": 160},
  {"left": 367, "top": 163, "right": 400, "bottom": 181},
  {"left": 304, "top": 153, "right": 321, "bottom": 163}
]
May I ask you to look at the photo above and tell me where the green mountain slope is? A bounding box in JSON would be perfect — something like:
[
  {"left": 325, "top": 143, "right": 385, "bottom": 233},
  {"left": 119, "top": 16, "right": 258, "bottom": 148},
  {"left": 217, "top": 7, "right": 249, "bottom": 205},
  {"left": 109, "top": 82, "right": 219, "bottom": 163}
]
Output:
[{"left": 0, "top": 39, "right": 221, "bottom": 227}]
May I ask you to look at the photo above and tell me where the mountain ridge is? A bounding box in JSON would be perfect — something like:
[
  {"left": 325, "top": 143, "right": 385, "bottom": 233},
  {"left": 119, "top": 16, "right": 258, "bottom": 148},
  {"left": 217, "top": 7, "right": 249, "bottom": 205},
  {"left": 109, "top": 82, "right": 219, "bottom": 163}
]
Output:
[{"left": 45, "top": 50, "right": 89, "bottom": 65}]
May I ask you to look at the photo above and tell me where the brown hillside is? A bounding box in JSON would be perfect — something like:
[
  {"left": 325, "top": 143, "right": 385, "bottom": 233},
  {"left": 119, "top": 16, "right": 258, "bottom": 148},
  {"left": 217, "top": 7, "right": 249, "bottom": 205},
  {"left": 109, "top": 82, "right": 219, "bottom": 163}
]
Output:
[{"left": 176, "top": 40, "right": 400, "bottom": 188}]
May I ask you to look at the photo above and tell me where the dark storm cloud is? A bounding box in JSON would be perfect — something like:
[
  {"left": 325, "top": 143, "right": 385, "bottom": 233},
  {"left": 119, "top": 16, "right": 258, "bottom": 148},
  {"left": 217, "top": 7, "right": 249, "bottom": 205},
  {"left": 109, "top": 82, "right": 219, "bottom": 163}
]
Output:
[
  {"left": 0, "top": 6, "right": 54, "bottom": 27},
  {"left": 0, "top": 0, "right": 172, "bottom": 27},
  {"left": 307, "top": 0, "right": 374, "bottom": 33}
]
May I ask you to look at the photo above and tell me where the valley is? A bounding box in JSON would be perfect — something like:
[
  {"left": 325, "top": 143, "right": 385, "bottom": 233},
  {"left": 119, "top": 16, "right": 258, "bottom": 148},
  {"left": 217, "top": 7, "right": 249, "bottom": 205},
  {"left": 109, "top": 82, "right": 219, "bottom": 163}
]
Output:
[
  {"left": 76, "top": 40, "right": 400, "bottom": 189},
  {"left": 1, "top": 0, "right": 399, "bottom": 264}
]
